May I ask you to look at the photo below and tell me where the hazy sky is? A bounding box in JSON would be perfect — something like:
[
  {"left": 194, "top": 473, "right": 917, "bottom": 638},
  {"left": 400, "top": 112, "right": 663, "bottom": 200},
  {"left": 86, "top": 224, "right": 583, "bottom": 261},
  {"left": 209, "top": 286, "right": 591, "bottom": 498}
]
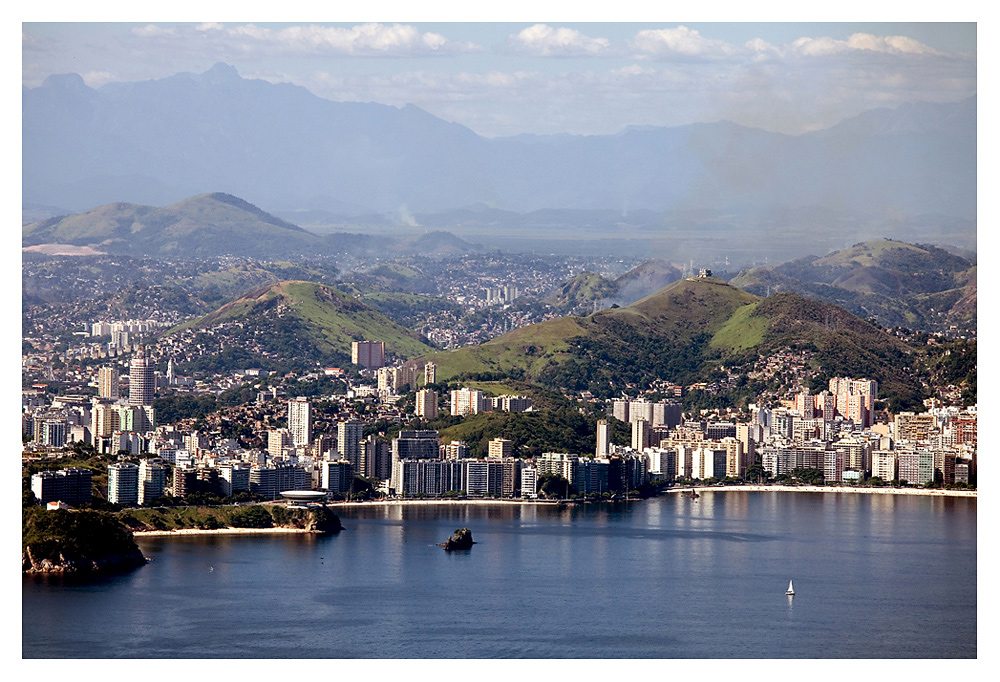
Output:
[{"left": 22, "top": 20, "right": 977, "bottom": 137}]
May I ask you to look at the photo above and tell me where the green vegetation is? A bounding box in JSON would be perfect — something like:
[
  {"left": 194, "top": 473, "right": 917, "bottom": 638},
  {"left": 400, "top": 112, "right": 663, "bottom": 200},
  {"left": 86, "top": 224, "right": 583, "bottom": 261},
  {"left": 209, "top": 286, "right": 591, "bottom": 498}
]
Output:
[
  {"left": 23, "top": 507, "right": 145, "bottom": 573},
  {"left": 119, "top": 504, "right": 342, "bottom": 533},
  {"left": 170, "top": 281, "right": 434, "bottom": 370},
  {"left": 22, "top": 193, "right": 331, "bottom": 259},
  {"left": 710, "top": 301, "right": 766, "bottom": 351}
]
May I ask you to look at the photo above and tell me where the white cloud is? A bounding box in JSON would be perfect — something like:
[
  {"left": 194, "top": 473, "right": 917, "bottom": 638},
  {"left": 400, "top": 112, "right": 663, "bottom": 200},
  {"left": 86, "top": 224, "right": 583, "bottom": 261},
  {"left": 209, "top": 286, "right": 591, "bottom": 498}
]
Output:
[
  {"left": 630, "top": 26, "right": 740, "bottom": 60},
  {"left": 508, "top": 24, "right": 611, "bottom": 57},
  {"left": 130, "top": 22, "right": 481, "bottom": 57},
  {"left": 130, "top": 25, "right": 175, "bottom": 38},
  {"left": 791, "top": 33, "right": 946, "bottom": 58}
]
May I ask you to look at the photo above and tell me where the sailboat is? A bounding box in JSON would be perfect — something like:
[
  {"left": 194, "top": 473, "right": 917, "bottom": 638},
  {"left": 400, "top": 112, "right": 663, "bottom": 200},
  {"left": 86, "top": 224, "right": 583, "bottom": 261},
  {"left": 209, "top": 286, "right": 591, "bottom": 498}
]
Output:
[{"left": 785, "top": 580, "right": 795, "bottom": 596}]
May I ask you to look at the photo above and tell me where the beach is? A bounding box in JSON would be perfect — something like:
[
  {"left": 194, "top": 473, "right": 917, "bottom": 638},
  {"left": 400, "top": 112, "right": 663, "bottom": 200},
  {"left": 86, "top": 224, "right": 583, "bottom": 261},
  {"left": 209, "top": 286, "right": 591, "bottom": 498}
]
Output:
[{"left": 665, "top": 484, "right": 977, "bottom": 497}]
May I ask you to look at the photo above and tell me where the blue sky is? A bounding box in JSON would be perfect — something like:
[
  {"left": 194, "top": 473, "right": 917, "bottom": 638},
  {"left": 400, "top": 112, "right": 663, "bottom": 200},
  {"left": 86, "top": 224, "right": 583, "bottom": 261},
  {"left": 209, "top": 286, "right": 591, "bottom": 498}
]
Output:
[{"left": 22, "top": 20, "right": 977, "bottom": 137}]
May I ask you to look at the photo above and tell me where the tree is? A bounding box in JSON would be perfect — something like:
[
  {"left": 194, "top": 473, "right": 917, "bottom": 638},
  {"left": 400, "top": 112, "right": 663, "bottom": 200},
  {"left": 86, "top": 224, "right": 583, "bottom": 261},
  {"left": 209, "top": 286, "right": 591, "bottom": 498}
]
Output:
[{"left": 538, "top": 474, "right": 571, "bottom": 499}]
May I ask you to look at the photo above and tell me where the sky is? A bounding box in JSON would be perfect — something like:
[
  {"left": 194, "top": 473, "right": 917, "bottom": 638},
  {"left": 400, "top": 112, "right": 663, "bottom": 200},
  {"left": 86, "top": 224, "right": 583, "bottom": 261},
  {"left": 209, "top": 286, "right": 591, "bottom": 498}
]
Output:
[{"left": 21, "top": 18, "right": 977, "bottom": 137}]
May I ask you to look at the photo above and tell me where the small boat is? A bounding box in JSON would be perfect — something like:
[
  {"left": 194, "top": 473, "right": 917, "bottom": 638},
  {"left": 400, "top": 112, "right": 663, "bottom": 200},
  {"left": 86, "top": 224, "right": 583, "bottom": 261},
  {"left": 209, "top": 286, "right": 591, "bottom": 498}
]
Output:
[{"left": 785, "top": 580, "right": 795, "bottom": 596}]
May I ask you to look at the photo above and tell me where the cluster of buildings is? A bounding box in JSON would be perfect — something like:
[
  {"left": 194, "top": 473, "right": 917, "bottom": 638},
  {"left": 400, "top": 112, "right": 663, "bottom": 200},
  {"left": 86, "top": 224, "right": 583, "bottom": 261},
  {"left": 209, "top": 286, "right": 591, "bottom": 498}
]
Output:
[{"left": 25, "top": 365, "right": 977, "bottom": 510}]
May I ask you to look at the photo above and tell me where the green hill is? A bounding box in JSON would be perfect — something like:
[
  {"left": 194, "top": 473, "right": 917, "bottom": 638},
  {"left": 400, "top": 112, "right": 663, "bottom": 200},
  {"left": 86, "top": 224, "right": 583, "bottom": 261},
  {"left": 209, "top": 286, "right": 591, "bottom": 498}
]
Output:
[
  {"left": 729, "top": 239, "right": 976, "bottom": 333},
  {"left": 544, "top": 271, "right": 617, "bottom": 311},
  {"left": 173, "top": 280, "right": 434, "bottom": 367},
  {"left": 422, "top": 275, "right": 928, "bottom": 410},
  {"left": 423, "top": 276, "right": 756, "bottom": 386},
  {"left": 22, "top": 193, "right": 330, "bottom": 258}
]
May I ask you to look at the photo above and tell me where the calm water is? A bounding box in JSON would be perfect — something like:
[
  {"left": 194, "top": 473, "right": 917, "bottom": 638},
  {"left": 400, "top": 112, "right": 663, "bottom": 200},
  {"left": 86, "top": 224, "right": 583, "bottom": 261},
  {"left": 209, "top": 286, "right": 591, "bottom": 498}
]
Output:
[{"left": 23, "top": 492, "right": 976, "bottom": 658}]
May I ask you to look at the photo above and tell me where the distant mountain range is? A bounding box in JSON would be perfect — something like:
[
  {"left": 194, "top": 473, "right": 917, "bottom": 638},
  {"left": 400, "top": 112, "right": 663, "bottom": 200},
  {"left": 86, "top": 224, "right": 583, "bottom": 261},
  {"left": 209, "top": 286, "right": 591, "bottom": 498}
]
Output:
[
  {"left": 21, "top": 192, "right": 480, "bottom": 259},
  {"left": 729, "top": 239, "right": 976, "bottom": 333},
  {"left": 24, "top": 63, "right": 975, "bottom": 228}
]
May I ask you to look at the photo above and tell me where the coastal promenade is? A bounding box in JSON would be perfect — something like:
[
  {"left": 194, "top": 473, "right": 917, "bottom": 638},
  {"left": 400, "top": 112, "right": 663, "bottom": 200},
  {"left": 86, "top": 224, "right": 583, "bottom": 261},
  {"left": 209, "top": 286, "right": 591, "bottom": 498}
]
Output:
[{"left": 667, "top": 484, "right": 977, "bottom": 498}]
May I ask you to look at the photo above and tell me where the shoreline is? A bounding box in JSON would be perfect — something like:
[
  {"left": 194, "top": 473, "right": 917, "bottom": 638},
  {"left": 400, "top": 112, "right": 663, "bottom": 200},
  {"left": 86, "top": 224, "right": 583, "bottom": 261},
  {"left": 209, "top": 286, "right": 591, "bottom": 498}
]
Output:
[
  {"left": 134, "top": 527, "right": 319, "bottom": 537},
  {"left": 665, "top": 485, "right": 977, "bottom": 498}
]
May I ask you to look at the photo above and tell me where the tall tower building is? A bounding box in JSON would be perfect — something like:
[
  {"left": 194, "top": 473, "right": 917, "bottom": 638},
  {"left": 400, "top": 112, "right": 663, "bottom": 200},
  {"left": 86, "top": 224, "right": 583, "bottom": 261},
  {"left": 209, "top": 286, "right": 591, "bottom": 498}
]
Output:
[
  {"left": 166, "top": 358, "right": 175, "bottom": 386},
  {"left": 596, "top": 419, "right": 610, "bottom": 456},
  {"left": 337, "top": 421, "right": 366, "bottom": 473},
  {"left": 424, "top": 362, "right": 437, "bottom": 386},
  {"left": 128, "top": 349, "right": 155, "bottom": 406},
  {"left": 138, "top": 459, "right": 166, "bottom": 505},
  {"left": 108, "top": 462, "right": 139, "bottom": 505},
  {"left": 416, "top": 388, "right": 438, "bottom": 420},
  {"left": 631, "top": 419, "right": 651, "bottom": 451},
  {"left": 98, "top": 366, "right": 119, "bottom": 399},
  {"left": 287, "top": 397, "right": 312, "bottom": 447}
]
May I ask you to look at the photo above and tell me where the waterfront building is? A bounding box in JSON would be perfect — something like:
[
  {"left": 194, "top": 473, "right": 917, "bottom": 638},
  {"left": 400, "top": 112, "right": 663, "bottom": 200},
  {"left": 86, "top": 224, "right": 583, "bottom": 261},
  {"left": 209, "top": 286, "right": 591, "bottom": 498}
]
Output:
[
  {"left": 596, "top": 419, "right": 610, "bottom": 456},
  {"left": 322, "top": 460, "right": 354, "bottom": 494},
  {"left": 871, "top": 450, "right": 898, "bottom": 481},
  {"left": 351, "top": 341, "right": 385, "bottom": 370},
  {"left": 692, "top": 447, "right": 727, "bottom": 481},
  {"left": 416, "top": 388, "right": 438, "bottom": 419},
  {"left": 138, "top": 459, "right": 166, "bottom": 505},
  {"left": 287, "top": 398, "right": 312, "bottom": 447},
  {"left": 108, "top": 462, "right": 139, "bottom": 506},
  {"left": 897, "top": 448, "right": 935, "bottom": 486},
  {"left": 538, "top": 452, "right": 578, "bottom": 485},
  {"left": 520, "top": 465, "right": 539, "bottom": 499}
]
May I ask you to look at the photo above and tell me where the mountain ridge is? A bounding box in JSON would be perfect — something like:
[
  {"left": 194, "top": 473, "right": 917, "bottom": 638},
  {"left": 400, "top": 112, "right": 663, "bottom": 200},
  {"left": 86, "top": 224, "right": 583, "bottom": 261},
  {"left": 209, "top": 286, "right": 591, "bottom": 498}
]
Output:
[{"left": 24, "top": 64, "right": 975, "bottom": 223}]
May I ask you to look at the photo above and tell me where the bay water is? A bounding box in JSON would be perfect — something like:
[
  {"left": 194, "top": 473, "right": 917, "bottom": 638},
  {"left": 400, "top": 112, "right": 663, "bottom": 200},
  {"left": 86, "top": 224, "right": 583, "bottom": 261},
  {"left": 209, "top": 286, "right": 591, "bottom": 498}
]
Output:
[{"left": 22, "top": 491, "right": 976, "bottom": 658}]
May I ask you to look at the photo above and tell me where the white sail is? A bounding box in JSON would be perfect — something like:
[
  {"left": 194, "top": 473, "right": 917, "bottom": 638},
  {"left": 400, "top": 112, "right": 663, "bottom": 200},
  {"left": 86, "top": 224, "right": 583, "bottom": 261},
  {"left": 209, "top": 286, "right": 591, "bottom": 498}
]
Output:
[{"left": 786, "top": 580, "right": 795, "bottom": 595}]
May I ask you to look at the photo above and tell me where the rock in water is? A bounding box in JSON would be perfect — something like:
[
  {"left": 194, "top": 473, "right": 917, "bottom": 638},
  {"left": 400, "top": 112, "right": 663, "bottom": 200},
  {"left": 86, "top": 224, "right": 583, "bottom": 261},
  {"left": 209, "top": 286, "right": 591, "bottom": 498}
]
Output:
[{"left": 439, "top": 528, "right": 475, "bottom": 551}]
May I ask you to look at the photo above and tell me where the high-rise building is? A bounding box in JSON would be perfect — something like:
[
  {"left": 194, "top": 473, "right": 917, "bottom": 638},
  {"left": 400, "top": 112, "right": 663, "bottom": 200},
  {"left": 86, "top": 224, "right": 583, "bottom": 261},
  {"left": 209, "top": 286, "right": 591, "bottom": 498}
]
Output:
[
  {"left": 268, "top": 429, "right": 292, "bottom": 460},
  {"left": 98, "top": 366, "right": 119, "bottom": 399},
  {"left": 488, "top": 438, "right": 513, "bottom": 459},
  {"left": 322, "top": 460, "right": 354, "bottom": 494},
  {"left": 128, "top": 349, "right": 155, "bottom": 407},
  {"left": 219, "top": 463, "right": 251, "bottom": 496},
  {"left": 424, "top": 362, "right": 437, "bottom": 386},
  {"left": 520, "top": 465, "right": 539, "bottom": 499},
  {"left": 337, "top": 421, "right": 366, "bottom": 472},
  {"left": 30, "top": 467, "right": 92, "bottom": 506},
  {"left": 450, "top": 388, "right": 485, "bottom": 416},
  {"left": 351, "top": 341, "right": 385, "bottom": 370},
  {"left": 596, "top": 419, "right": 610, "bottom": 456},
  {"left": 631, "top": 419, "right": 651, "bottom": 451},
  {"left": 416, "top": 388, "right": 438, "bottom": 419},
  {"left": 138, "top": 459, "right": 166, "bottom": 505},
  {"left": 108, "top": 462, "right": 139, "bottom": 505},
  {"left": 612, "top": 399, "right": 629, "bottom": 423},
  {"left": 287, "top": 397, "right": 312, "bottom": 447}
]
